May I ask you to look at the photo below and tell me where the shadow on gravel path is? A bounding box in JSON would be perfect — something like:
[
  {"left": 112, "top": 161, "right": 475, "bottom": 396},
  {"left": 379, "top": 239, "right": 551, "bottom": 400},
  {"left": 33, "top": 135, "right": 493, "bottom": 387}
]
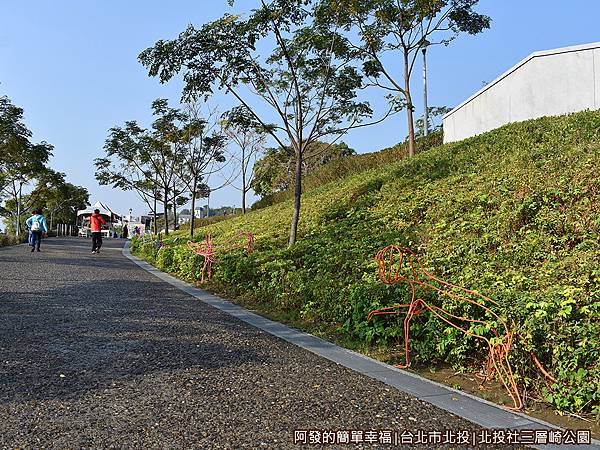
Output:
[{"left": 0, "top": 279, "right": 263, "bottom": 404}]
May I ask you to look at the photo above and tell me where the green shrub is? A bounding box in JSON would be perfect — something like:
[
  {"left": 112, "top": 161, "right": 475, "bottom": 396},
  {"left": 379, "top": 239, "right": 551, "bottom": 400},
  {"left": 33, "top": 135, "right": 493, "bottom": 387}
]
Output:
[
  {"left": 129, "top": 236, "right": 142, "bottom": 253},
  {"left": 0, "top": 233, "right": 22, "bottom": 247},
  {"left": 156, "top": 246, "right": 175, "bottom": 272},
  {"left": 138, "top": 240, "right": 159, "bottom": 264},
  {"left": 172, "top": 245, "right": 206, "bottom": 282}
]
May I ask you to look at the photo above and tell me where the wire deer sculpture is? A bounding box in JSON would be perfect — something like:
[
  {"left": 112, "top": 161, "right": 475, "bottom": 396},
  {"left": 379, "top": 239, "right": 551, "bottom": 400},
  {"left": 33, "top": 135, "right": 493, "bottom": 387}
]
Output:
[
  {"left": 187, "top": 232, "right": 254, "bottom": 283},
  {"left": 368, "top": 245, "right": 523, "bottom": 410}
]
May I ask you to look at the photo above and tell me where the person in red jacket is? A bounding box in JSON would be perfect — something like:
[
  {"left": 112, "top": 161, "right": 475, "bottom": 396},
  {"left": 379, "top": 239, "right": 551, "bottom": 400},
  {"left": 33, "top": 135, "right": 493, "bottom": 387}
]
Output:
[{"left": 90, "top": 209, "right": 107, "bottom": 254}]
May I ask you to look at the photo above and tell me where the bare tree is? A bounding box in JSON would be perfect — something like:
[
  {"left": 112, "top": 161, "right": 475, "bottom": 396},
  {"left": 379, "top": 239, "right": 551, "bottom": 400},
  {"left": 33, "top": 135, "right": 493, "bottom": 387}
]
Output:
[
  {"left": 221, "top": 107, "right": 267, "bottom": 214},
  {"left": 180, "top": 102, "right": 226, "bottom": 238}
]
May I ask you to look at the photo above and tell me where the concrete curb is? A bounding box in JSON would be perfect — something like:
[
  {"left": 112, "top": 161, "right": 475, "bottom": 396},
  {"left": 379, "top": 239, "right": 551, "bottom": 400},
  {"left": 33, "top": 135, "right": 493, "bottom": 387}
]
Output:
[{"left": 123, "top": 243, "right": 599, "bottom": 450}]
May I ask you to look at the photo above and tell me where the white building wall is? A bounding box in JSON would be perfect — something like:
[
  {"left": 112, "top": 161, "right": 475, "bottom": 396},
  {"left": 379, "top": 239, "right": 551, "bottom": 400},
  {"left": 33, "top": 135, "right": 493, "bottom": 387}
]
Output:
[{"left": 443, "top": 42, "right": 600, "bottom": 143}]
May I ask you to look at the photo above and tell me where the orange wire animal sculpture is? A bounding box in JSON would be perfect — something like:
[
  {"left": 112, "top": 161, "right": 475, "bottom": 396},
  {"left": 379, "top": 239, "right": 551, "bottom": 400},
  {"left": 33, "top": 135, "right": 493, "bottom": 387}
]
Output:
[
  {"left": 187, "top": 232, "right": 254, "bottom": 283},
  {"left": 368, "top": 245, "right": 523, "bottom": 410}
]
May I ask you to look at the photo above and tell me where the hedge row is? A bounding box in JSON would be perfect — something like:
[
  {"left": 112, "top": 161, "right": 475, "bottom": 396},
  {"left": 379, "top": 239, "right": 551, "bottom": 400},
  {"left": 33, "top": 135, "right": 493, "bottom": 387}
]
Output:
[{"left": 0, "top": 234, "right": 22, "bottom": 247}]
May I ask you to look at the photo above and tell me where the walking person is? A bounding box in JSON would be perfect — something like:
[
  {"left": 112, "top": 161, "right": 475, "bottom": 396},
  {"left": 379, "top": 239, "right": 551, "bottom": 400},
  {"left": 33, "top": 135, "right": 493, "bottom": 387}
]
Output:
[
  {"left": 26, "top": 209, "right": 48, "bottom": 253},
  {"left": 122, "top": 221, "right": 129, "bottom": 239},
  {"left": 90, "top": 209, "right": 107, "bottom": 254}
]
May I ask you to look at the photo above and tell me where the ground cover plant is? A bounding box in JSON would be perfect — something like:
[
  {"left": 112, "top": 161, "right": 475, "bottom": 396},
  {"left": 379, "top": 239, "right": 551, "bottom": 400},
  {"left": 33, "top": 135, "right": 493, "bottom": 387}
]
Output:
[
  {"left": 0, "top": 233, "right": 21, "bottom": 247},
  {"left": 132, "top": 110, "right": 600, "bottom": 418}
]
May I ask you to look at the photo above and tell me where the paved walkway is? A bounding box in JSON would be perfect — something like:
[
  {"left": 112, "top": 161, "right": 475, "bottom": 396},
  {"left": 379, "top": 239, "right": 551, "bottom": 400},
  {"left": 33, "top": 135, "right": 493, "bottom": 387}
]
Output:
[{"left": 0, "top": 238, "right": 525, "bottom": 448}]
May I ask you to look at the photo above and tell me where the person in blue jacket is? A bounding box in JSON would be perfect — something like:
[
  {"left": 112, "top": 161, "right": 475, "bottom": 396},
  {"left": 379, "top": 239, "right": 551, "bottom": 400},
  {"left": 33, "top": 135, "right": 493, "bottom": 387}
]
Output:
[{"left": 26, "top": 209, "right": 48, "bottom": 253}]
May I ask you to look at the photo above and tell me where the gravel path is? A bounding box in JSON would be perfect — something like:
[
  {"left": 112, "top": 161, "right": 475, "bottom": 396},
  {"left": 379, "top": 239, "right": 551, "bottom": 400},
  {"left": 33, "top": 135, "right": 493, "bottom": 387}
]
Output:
[{"left": 0, "top": 238, "right": 512, "bottom": 449}]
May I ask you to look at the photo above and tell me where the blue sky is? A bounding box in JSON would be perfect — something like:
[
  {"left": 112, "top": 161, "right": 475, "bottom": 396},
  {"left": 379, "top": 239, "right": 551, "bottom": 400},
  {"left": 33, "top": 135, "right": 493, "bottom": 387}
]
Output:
[{"left": 1, "top": 1, "right": 599, "bottom": 217}]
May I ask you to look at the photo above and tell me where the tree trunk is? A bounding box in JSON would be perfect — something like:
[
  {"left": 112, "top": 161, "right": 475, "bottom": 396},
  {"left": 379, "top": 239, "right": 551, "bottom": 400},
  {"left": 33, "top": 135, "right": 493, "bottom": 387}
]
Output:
[
  {"left": 206, "top": 192, "right": 210, "bottom": 218},
  {"left": 173, "top": 201, "right": 177, "bottom": 232},
  {"left": 288, "top": 148, "right": 302, "bottom": 246},
  {"left": 190, "top": 176, "right": 197, "bottom": 239},
  {"left": 242, "top": 146, "right": 249, "bottom": 214},
  {"left": 422, "top": 47, "right": 429, "bottom": 137},
  {"left": 153, "top": 193, "right": 158, "bottom": 235},
  {"left": 404, "top": 50, "right": 416, "bottom": 158},
  {"left": 163, "top": 187, "right": 169, "bottom": 236},
  {"left": 172, "top": 180, "right": 178, "bottom": 231},
  {"left": 241, "top": 163, "right": 247, "bottom": 214},
  {"left": 16, "top": 182, "right": 22, "bottom": 237}
]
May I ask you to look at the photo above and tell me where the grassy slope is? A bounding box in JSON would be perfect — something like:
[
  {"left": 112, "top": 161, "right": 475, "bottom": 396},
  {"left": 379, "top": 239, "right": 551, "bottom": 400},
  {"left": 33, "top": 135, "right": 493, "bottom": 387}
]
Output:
[{"left": 134, "top": 111, "right": 600, "bottom": 416}]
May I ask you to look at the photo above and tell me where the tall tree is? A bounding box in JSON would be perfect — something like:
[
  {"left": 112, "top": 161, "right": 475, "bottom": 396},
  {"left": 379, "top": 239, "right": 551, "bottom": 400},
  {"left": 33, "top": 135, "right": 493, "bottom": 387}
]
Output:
[
  {"left": 0, "top": 96, "right": 53, "bottom": 236},
  {"left": 0, "top": 169, "right": 64, "bottom": 234},
  {"left": 181, "top": 102, "right": 227, "bottom": 238},
  {"left": 318, "top": 0, "right": 490, "bottom": 157},
  {"left": 27, "top": 174, "right": 89, "bottom": 230},
  {"left": 221, "top": 106, "right": 267, "bottom": 214},
  {"left": 147, "top": 99, "right": 188, "bottom": 235},
  {"left": 97, "top": 100, "right": 192, "bottom": 236},
  {"left": 95, "top": 121, "right": 162, "bottom": 234},
  {"left": 139, "top": 0, "right": 394, "bottom": 245}
]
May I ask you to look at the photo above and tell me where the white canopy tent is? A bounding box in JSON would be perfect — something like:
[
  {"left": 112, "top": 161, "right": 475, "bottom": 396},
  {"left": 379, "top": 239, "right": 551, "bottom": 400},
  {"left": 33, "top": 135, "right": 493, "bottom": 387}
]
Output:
[
  {"left": 77, "top": 201, "right": 121, "bottom": 222},
  {"left": 77, "top": 202, "right": 121, "bottom": 237}
]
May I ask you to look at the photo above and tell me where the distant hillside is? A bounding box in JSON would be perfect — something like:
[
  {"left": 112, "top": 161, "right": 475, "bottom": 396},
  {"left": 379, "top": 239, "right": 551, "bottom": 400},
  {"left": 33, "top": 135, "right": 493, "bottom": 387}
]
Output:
[{"left": 133, "top": 110, "right": 600, "bottom": 417}]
